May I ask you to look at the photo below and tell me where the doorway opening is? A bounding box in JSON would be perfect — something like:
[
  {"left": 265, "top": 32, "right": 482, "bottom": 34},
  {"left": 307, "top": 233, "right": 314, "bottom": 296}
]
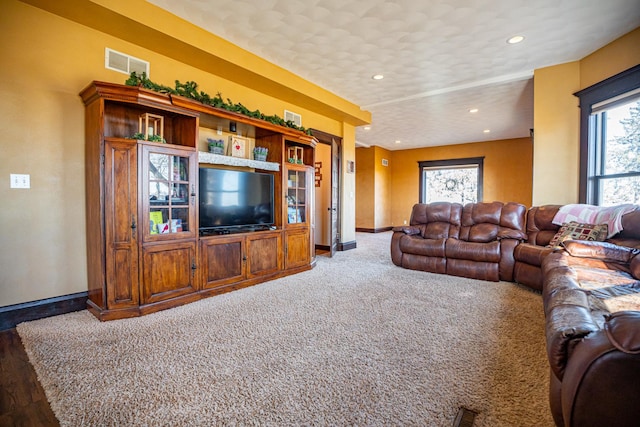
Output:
[{"left": 310, "top": 129, "right": 342, "bottom": 257}]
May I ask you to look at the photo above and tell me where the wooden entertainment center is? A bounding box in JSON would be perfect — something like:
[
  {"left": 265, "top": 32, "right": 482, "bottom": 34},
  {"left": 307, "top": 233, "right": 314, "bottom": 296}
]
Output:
[{"left": 80, "top": 81, "right": 317, "bottom": 321}]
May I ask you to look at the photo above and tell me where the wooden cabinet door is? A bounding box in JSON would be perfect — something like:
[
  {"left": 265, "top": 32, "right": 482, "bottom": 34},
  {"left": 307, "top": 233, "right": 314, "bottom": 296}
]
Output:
[
  {"left": 140, "top": 144, "right": 197, "bottom": 243},
  {"left": 285, "top": 228, "right": 310, "bottom": 269},
  {"left": 200, "top": 235, "right": 245, "bottom": 289},
  {"left": 104, "top": 139, "right": 139, "bottom": 309},
  {"left": 246, "top": 231, "right": 282, "bottom": 279},
  {"left": 141, "top": 241, "right": 197, "bottom": 304},
  {"left": 284, "top": 165, "right": 309, "bottom": 227}
]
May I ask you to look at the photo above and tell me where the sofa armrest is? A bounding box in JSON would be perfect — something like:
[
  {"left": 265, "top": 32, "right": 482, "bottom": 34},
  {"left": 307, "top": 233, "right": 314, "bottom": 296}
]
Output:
[
  {"left": 392, "top": 225, "right": 421, "bottom": 235},
  {"left": 497, "top": 228, "right": 527, "bottom": 241},
  {"left": 560, "top": 311, "right": 640, "bottom": 427},
  {"left": 545, "top": 290, "right": 600, "bottom": 380},
  {"left": 561, "top": 240, "right": 639, "bottom": 264}
]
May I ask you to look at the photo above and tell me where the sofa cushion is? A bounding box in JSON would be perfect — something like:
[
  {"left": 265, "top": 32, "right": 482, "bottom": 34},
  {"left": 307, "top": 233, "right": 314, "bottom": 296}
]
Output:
[
  {"left": 525, "top": 205, "right": 562, "bottom": 246},
  {"left": 409, "top": 202, "right": 462, "bottom": 240},
  {"left": 445, "top": 239, "right": 501, "bottom": 262},
  {"left": 459, "top": 202, "right": 527, "bottom": 243},
  {"left": 548, "top": 222, "right": 608, "bottom": 249}
]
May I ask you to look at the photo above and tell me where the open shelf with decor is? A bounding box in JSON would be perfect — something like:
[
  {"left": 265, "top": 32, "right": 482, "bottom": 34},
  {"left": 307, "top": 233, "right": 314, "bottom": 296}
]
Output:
[{"left": 198, "top": 151, "right": 280, "bottom": 171}]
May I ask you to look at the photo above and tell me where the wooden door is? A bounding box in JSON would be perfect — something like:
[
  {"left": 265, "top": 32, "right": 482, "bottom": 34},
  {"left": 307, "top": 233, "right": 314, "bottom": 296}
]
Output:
[
  {"left": 246, "top": 231, "right": 282, "bottom": 278},
  {"left": 141, "top": 241, "right": 197, "bottom": 304},
  {"left": 104, "top": 139, "right": 139, "bottom": 309},
  {"left": 200, "top": 235, "right": 245, "bottom": 289},
  {"left": 285, "top": 228, "right": 310, "bottom": 269}
]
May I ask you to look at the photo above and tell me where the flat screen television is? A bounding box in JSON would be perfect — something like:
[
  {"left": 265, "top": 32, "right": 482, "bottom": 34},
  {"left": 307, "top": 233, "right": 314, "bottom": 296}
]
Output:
[{"left": 199, "top": 168, "right": 275, "bottom": 232}]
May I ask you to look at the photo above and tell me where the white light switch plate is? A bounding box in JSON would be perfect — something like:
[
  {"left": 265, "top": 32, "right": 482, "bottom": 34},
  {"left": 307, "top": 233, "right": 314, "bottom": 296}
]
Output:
[{"left": 10, "top": 174, "right": 30, "bottom": 189}]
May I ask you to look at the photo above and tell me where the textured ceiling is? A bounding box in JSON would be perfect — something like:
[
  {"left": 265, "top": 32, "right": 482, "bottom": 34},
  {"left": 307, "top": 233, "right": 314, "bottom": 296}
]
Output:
[{"left": 148, "top": 0, "right": 640, "bottom": 150}]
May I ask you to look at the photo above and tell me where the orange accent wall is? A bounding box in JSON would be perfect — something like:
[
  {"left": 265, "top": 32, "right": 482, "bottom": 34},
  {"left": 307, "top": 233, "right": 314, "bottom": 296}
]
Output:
[
  {"left": 388, "top": 138, "right": 533, "bottom": 227},
  {"left": 356, "top": 148, "right": 375, "bottom": 229}
]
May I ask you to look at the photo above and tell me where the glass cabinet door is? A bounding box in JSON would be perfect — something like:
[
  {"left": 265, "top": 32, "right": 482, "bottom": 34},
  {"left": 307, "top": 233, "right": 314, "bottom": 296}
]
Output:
[
  {"left": 286, "top": 168, "right": 307, "bottom": 224},
  {"left": 143, "top": 145, "right": 196, "bottom": 241}
]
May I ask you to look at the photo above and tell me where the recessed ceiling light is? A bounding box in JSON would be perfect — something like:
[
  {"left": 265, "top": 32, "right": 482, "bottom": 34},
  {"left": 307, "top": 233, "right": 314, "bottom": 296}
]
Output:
[
  {"left": 469, "top": 108, "right": 479, "bottom": 113},
  {"left": 507, "top": 35, "right": 525, "bottom": 44},
  {"left": 395, "top": 140, "right": 401, "bottom": 144},
  {"left": 483, "top": 129, "right": 491, "bottom": 133},
  {"left": 363, "top": 126, "right": 371, "bottom": 130},
  {"left": 372, "top": 74, "right": 384, "bottom": 80}
]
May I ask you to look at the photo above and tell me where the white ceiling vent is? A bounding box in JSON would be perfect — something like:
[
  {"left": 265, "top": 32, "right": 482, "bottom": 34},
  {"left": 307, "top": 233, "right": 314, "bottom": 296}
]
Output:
[
  {"left": 105, "top": 48, "right": 149, "bottom": 76},
  {"left": 284, "top": 110, "right": 302, "bottom": 127}
]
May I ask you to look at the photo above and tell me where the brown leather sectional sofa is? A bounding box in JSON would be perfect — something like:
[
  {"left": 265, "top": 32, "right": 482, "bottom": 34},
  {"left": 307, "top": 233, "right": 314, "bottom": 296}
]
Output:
[
  {"left": 391, "top": 202, "right": 640, "bottom": 427},
  {"left": 513, "top": 204, "right": 640, "bottom": 291},
  {"left": 543, "top": 240, "right": 640, "bottom": 427}
]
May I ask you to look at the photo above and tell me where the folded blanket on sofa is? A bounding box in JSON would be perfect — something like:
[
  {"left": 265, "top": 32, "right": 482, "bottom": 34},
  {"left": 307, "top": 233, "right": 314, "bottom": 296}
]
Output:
[{"left": 552, "top": 204, "right": 639, "bottom": 238}]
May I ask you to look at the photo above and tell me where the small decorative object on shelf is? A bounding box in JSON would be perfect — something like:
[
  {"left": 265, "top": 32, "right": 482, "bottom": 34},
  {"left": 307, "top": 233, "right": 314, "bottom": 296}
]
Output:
[
  {"left": 287, "top": 146, "right": 304, "bottom": 164},
  {"left": 207, "top": 138, "right": 225, "bottom": 155},
  {"left": 253, "top": 146, "right": 268, "bottom": 162},
  {"left": 230, "top": 136, "right": 246, "bottom": 158},
  {"left": 139, "top": 113, "right": 164, "bottom": 141}
]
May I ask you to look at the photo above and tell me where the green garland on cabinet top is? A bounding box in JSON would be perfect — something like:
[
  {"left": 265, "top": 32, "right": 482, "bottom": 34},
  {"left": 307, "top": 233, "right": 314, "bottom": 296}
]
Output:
[{"left": 125, "top": 72, "right": 311, "bottom": 135}]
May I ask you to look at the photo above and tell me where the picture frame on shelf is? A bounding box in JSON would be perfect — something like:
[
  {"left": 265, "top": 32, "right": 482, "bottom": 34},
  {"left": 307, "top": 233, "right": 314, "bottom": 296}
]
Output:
[{"left": 229, "top": 136, "right": 247, "bottom": 158}]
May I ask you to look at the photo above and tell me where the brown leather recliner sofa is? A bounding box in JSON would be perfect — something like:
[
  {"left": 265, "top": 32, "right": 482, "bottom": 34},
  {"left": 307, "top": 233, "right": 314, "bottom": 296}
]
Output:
[
  {"left": 391, "top": 202, "right": 640, "bottom": 427},
  {"left": 390, "top": 201, "right": 527, "bottom": 282}
]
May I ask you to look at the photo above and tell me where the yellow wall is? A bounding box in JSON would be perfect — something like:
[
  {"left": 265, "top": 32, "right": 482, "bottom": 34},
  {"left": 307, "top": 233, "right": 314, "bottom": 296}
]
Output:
[
  {"left": 0, "top": 0, "right": 369, "bottom": 306},
  {"left": 374, "top": 147, "right": 392, "bottom": 229},
  {"left": 532, "top": 62, "right": 581, "bottom": 205},
  {"left": 389, "top": 138, "right": 533, "bottom": 227},
  {"left": 355, "top": 146, "right": 392, "bottom": 230},
  {"left": 532, "top": 27, "right": 640, "bottom": 204},
  {"left": 580, "top": 28, "right": 640, "bottom": 89}
]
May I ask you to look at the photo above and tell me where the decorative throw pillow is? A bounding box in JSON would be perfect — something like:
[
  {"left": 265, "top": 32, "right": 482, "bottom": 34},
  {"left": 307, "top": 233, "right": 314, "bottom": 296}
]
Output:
[{"left": 547, "top": 221, "right": 608, "bottom": 249}]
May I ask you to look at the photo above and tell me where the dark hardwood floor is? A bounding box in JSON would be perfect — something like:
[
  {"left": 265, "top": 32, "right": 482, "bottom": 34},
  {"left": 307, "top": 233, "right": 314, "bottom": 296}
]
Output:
[{"left": 0, "top": 328, "right": 59, "bottom": 426}]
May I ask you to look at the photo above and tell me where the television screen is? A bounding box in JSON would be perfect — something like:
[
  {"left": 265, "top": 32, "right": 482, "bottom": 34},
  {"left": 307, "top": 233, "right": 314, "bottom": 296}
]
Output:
[{"left": 199, "top": 168, "right": 274, "bottom": 231}]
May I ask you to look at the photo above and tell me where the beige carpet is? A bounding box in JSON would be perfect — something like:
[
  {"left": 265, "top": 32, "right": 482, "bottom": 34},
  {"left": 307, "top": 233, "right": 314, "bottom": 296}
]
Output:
[{"left": 17, "top": 232, "right": 554, "bottom": 426}]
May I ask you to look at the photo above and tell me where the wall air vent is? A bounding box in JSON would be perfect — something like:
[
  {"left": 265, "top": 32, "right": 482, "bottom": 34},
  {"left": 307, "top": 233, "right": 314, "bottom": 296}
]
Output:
[
  {"left": 105, "top": 48, "right": 149, "bottom": 76},
  {"left": 284, "top": 110, "right": 302, "bottom": 128}
]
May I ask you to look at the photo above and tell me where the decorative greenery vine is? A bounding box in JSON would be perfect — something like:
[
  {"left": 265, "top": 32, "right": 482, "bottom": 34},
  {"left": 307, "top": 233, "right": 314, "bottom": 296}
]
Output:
[{"left": 125, "top": 72, "right": 310, "bottom": 135}]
